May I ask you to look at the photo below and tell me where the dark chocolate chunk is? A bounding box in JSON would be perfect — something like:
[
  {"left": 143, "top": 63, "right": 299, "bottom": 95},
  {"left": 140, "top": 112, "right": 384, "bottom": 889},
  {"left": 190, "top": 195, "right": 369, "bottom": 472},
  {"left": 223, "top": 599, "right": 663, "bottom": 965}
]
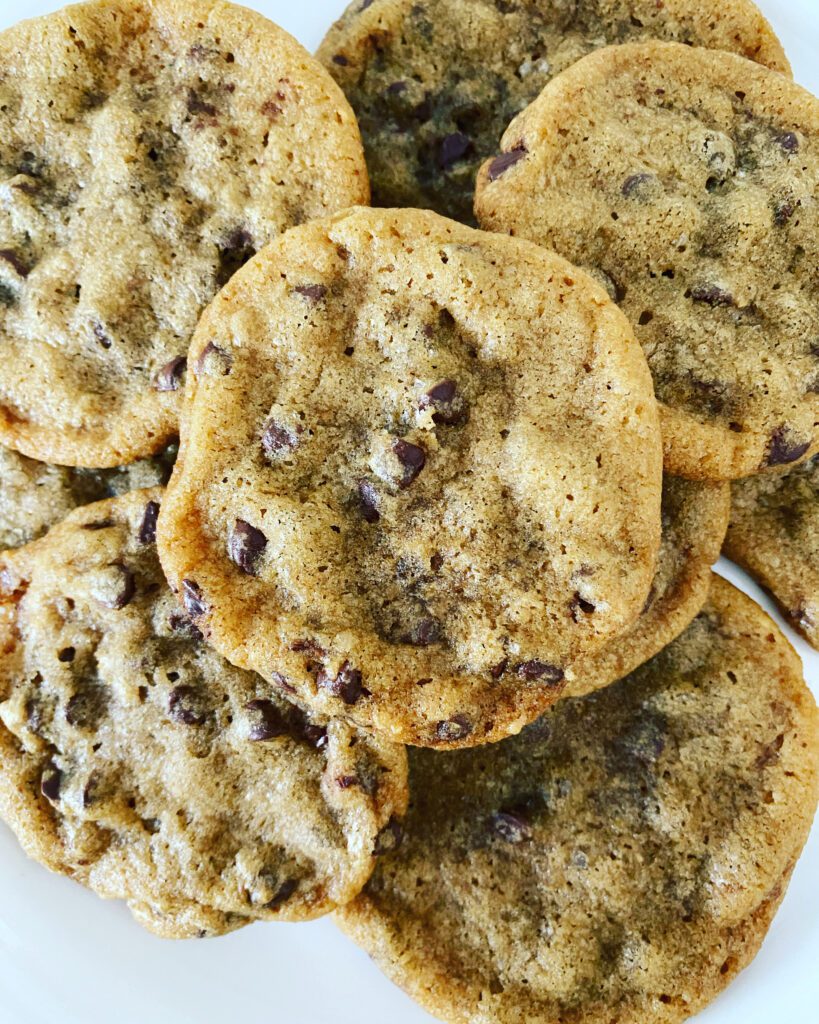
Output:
[
  {"left": 302, "top": 724, "right": 328, "bottom": 750},
  {"left": 41, "top": 765, "right": 62, "bottom": 802},
  {"left": 373, "top": 817, "right": 404, "bottom": 856},
  {"left": 490, "top": 809, "right": 532, "bottom": 844},
  {"left": 186, "top": 89, "right": 218, "bottom": 117},
  {"left": 490, "top": 658, "right": 508, "bottom": 680},
  {"left": 138, "top": 501, "right": 160, "bottom": 545},
  {"left": 228, "top": 519, "right": 268, "bottom": 576},
  {"left": 393, "top": 439, "right": 426, "bottom": 487},
  {"left": 763, "top": 427, "right": 811, "bottom": 468},
  {"left": 400, "top": 617, "right": 441, "bottom": 647},
  {"left": 776, "top": 131, "right": 799, "bottom": 153},
  {"left": 91, "top": 322, "right": 113, "bottom": 349},
  {"left": 421, "top": 379, "right": 467, "bottom": 426},
  {"left": 169, "top": 610, "right": 204, "bottom": 641},
  {"left": 0, "top": 249, "right": 30, "bottom": 278},
  {"left": 515, "top": 660, "right": 564, "bottom": 685},
  {"left": 435, "top": 715, "right": 472, "bottom": 742},
  {"left": 245, "top": 699, "right": 289, "bottom": 741},
  {"left": 266, "top": 878, "right": 298, "bottom": 909},
  {"left": 217, "top": 228, "right": 255, "bottom": 288},
  {"left": 195, "top": 340, "right": 233, "bottom": 377},
  {"left": 621, "top": 173, "right": 655, "bottom": 197},
  {"left": 358, "top": 479, "right": 381, "bottom": 522},
  {"left": 153, "top": 356, "right": 187, "bottom": 392},
  {"left": 317, "top": 661, "right": 367, "bottom": 705},
  {"left": 168, "top": 685, "right": 208, "bottom": 726},
  {"left": 294, "top": 284, "right": 327, "bottom": 302},
  {"left": 332, "top": 54, "right": 349, "bottom": 66},
  {"left": 487, "top": 145, "right": 527, "bottom": 181},
  {"left": 181, "top": 579, "right": 208, "bottom": 619},
  {"left": 262, "top": 419, "right": 300, "bottom": 459},
  {"left": 438, "top": 132, "right": 473, "bottom": 170},
  {"left": 689, "top": 284, "right": 734, "bottom": 307},
  {"left": 57, "top": 646, "right": 76, "bottom": 663}
]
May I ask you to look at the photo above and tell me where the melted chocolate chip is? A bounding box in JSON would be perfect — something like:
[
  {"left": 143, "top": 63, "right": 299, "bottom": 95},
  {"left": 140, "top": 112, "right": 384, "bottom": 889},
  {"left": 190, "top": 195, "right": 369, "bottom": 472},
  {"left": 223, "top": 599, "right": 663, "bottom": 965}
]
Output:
[
  {"left": 393, "top": 439, "right": 426, "bottom": 487},
  {"left": 195, "top": 340, "right": 233, "bottom": 376},
  {"left": 689, "top": 284, "right": 734, "bottom": 307},
  {"left": 168, "top": 685, "right": 207, "bottom": 726},
  {"left": 317, "top": 661, "right": 367, "bottom": 705},
  {"left": 763, "top": 427, "right": 811, "bottom": 468},
  {"left": 438, "top": 132, "right": 473, "bottom": 170},
  {"left": 421, "top": 380, "right": 467, "bottom": 426},
  {"left": 153, "top": 356, "right": 187, "bottom": 392},
  {"left": 516, "top": 661, "right": 564, "bottom": 686},
  {"left": 169, "top": 611, "right": 203, "bottom": 641},
  {"left": 181, "top": 579, "right": 208, "bottom": 619},
  {"left": 262, "top": 419, "right": 300, "bottom": 459},
  {"left": 776, "top": 131, "right": 799, "bottom": 153},
  {"left": 228, "top": 519, "right": 268, "bottom": 576},
  {"left": 245, "top": 699, "right": 289, "bottom": 741},
  {"left": 490, "top": 809, "right": 532, "bottom": 844},
  {"left": 303, "top": 724, "right": 328, "bottom": 750},
  {"left": 487, "top": 146, "right": 527, "bottom": 181},
  {"left": 490, "top": 658, "right": 508, "bottom": 680},
  {"left": 266, "top": 878, "right": 298, "bottom": 909},
  {"left": 400, "top": 617, "right": 441, "bottom": 647},
  {"left": 57, "top": 646, "right": 75, "bottom": 663},
  {"left": 358, "top": 479, "right": 380, "bottom": 522},
  {"left": 621, "top": 173, "right": 655, "bottom": 197},
  {"left": 93, "top": 563, "right": 135, "bottom": 610},
  {"left": 217, "top": 228, "right": 255, "bottom": 288},
  {"left": 774, "top": 198, "right": 797, "bottom": 226},
  {"left": 373, "top": 817, "right": 404, "bottom": 856},
  {"left": 41, "top": 765, "right": 62, "bottom": 802},
  {"left": 0, "top": 249, "right": 30, "bottom": 277},
  {"left": 138, "top": 501, "right": 160, "bottom": 545},
  {"left": 295, "top": 284, "right": 327, "bottom": 302},
  {"left": 435, "top": 715, "right": 472, "bottom": 742}
]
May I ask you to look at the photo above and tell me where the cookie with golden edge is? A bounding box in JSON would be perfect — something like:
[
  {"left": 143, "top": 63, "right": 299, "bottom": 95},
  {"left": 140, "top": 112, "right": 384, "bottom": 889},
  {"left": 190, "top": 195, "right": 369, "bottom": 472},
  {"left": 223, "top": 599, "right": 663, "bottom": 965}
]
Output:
[
  {"left": 476, "top": 42, "right": 819, "bottom": 480},
  {"left": 319, "top": 0, "right": 789, "bottom": 224},
  {"left": 0, "top": 489, "right": 407, "bottom": 937},
  {"left": 0, "top": 0, "right": 368, "bottom": 468},
  {"left": 336, "top": 576, "right": 819, "bottom": 1024},
  {"left": 725, "top": 453, "right": 819, "bottom": 648},
  {"left": 158, "top": 206, "right": 662, "bottom": 748},
  {"left": 0, "top": 443, "right": 176, "bottom": 550},
  {"left": 572, "top": 474, "right": 729, "bottom": 696}
]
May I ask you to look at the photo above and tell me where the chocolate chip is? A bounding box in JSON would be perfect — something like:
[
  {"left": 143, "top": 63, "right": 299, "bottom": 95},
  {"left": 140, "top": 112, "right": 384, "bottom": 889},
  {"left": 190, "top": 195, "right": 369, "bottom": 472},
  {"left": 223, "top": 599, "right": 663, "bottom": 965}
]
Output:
[
  {"left": 386, "top": 80, "right": 407, "bottom": 95},
  {"left": 92, "top": 563, "right": 135, "bottom": 610},
  {"left": 57, "top": 646, "right": 75, "bottom": 663},
  {"left": 421, "top": 379, "right": 466, "bottom": 426},
  {"left": 689, "top": 284, "right": 734, "bottom": 307},
  {"left": 515, "top": 661, "right": 564, "bottom": 685},
  {"left": 487, "top": 145, "right": 527, "bottom": 181},
  {"left": 0, "top": 249, "right": 30, "bottom": 277},
  {"left": 181, "top": 579, "right": 208, "bottom": 619},
  {"left": 393, "top": 439, "right": 426, "bottom": 487},
  {"left": 217, "top": 228, "right": 255, "bottom": 288},
  {"left": 358, "top": 479, "right": 381, "bottom": 522},
  {"left": 332, "top": 54, "right": 349, "bottom": 65},
  {"left": 302, "top": 724, "right": 328, "bottom": 750},
  {"left": 490, "top": 809, "right": 532, "bottom": 844},
  {"left": 430, "top": 552, "right": 444, "bottom": 572},
  {"left": 245, "top": 699, "right": 289, "bottom": 741},
  {"left": 621, "top": 173, "right": 655, "bottom": 197},
  {"left": 228, "top": 519, "right": 267, "bottom": 576},
  {"left": 773, "top": 198, "right": 797, "bottom": 226},
  {"left": 336, "top": 774, "right": 359, "bottom": 789},
  {"left": 373, "top": 817, "right": 404, "bottom": 856},
  {"left": 400, "top": 617, "right": 441, "bottom": 647},
  {"left": 569, "top": 592, "right": 596, "bottom": 621},
  {"left": 317, "top": 661, "right": 367, "bottom": 705},
  {"left": 138, "top": 501, "right": 160, "bottom": 545},
  {"left": 763, "top": 427, "right": 811, "bottom": 468},
  {"left": 294, "top": 284, "right": 327, "bottom": 302},
  {"left": 153, "top": 356, "right": 186, "bottom": 392},
  {"left": 169, "top": 611, "right": 203, "bottom": 641},
  {"left": 490, "top": 658, "right": 508, "bottom": 679},
  {"left": 168, "top": 685, "right": 207, "bottom": 726},
  {"left": 91, "top": 321, "right": 113, "bottom": 349},
  {"left": 41, "top": 765, "right": 62, "bottom": 802},
  {"left": 776, "top": 131, "right": 799, "bottom": 153},
  {"left": 266, "top": 878, "right": 298, "bottom": 909},
  {"left": 755, "top": 732, "right": 785, "bottom": 770},
  {"left": 261, "top": 419, "right": 300, "bottom": 459},
  {"left": 195, "top": 340, "right": 232, "bottom": 377},
  {"left": 82, "top": 772, "right": 100, "bottom": 808},
  {"left": 438, "top": 132, "right": 473, "bottom": 170},
  {"left": 186, "top": 89, "right": 217, "bottom": 117},
  {"left": 435, "top": 715, "right": 472, "bottom": 742}
]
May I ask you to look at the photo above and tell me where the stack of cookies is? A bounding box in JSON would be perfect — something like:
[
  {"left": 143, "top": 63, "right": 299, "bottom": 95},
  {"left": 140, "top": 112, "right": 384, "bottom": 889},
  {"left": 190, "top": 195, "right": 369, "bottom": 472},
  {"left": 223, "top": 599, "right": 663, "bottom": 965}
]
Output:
[{"left": 0, "top": 2, "right": 816, "bottom": 1022}]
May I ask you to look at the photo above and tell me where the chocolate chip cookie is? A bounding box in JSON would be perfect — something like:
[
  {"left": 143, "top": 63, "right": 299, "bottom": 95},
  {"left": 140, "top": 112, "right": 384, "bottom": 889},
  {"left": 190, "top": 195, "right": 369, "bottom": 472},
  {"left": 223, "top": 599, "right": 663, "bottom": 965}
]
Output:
[
  {"left": 572, "top": 475, "right": 730, "bottom": 696},
  {"left": 0, "top": 0, "right": 368, "bottom": 468},
  {"left": 725, "top": 454, "right": 819, "bottom": 648},
  {"left": 0, "top": 443, "right": 176, "bottom": 550},
  {"left": 476, "top": 42, "right": 819, "bottom": 480},
  {"left": 318, "top": 0, "right": 789, "bottom": 224},
  {"left": 157, "top": 206, "right": 663, "bottom": 747},
  {"left": 336, "top": 576, "right": 819, "bottom": 1024},
  {"left": 0, "top": 490, "right": 408, "bottom": 937}
]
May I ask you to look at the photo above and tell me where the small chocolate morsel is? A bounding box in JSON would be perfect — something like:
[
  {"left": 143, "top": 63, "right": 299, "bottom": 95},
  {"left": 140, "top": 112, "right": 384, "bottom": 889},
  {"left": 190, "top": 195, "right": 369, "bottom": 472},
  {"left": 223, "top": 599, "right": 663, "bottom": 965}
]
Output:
[
  {"left": 621, "top": 172, "right": 655, "bottom": 197},
  {"left": 266, "top": 878, "right": 298, "bottom": 909},
  {"left": 181, "top": 579, "right": 208, "bottom": 619},
  {"left": 41, "top": 765, "right": 62, "bottom": 802},
  {"left": 153, "top": 356, "right": 187, "bottom": 392},
  {"left": 0, "top": 248, "right": 30, "bottom": 277},
  {"left": 776, "top": 131, "right": 799, "bottom": 153},
  {"left": 689, "top": 284, "right": 734, "bottom": 307},
  {"left": 228, "top": 519, "right": 268, "bottom": 576},
  {"left": 490, "top": 809, "right": 532, "bottom": 844},
  {"left": 245, "top": 699, "right": 289, "bottom": 741},
  {"left": 195, "top": 340, "right": 233, "bottom": 377},
  {"left": 295, "top": 284, "right": 327, "bottom": 302},
  {"left": 317, "top": 661, "right": 367, "bottom": 705},
  {"left": 763, "top": 427, "right": 811, "bottom": 468},
  {"left": 186, "top": 89, "right": 217, "bottom": 117},
  {"left": 168, "top": 685, "right": 207, "bottom": 726},
  {"left": 358, "top": 479, "right": 381, "bottom": 522},
  {"left": 435, "top": 715, "right": 472, "bottom": 742},
  {"left": 393, "top": 439, "right": 426, "bottom": 487},
  {"left": 487, "top": 145, "right": 527, "bottom": 181},
  {"left": 516, "top": 660, "right": 564, "bottom": 685},
  {"left": 438, "top": 132, "right": 473, "bottom": 170},
  {"left": 262, "top": 419, "right": 300, "bottom": 459},
  {"left": 138, "top": 501, "right": 160, "bottom": 545}
]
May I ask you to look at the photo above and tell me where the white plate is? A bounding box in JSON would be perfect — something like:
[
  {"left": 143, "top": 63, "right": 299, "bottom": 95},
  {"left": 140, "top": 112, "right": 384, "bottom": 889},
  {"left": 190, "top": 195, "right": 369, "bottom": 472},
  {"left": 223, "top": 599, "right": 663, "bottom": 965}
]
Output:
[{"left": 0, "top": 2, "right": 816, "bottom": 1022}]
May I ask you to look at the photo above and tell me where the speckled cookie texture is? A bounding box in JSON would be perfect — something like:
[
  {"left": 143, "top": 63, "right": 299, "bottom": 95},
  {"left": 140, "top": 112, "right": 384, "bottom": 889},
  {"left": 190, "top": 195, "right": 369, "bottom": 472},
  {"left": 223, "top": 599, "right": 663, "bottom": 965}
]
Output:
[
  {"left": 0, "top": 0, "right": 368, "bottom": 468},
  {"left": 0, "top": 489, "right": 408, "bottom": 937},
  {"left": 0, "top": 443, "right": 176, "bottom": 550},
  {"left": 725, "top": 454, "right": 819, "bottom": 648},
  {"left": 157, "top": 206, "right": 663, "bottom": 748},
  {"left": 476, "top": 41, "right": 819, "bottom": 481},
  {"left": 318, "top": 0, "right": 789, "bottom": 224},
  {"left": 336, "top": 576, "right": 819, "bottom": 1024},
  {"left": 571, "top": 475, "right": 729, "bottom": 697}
]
